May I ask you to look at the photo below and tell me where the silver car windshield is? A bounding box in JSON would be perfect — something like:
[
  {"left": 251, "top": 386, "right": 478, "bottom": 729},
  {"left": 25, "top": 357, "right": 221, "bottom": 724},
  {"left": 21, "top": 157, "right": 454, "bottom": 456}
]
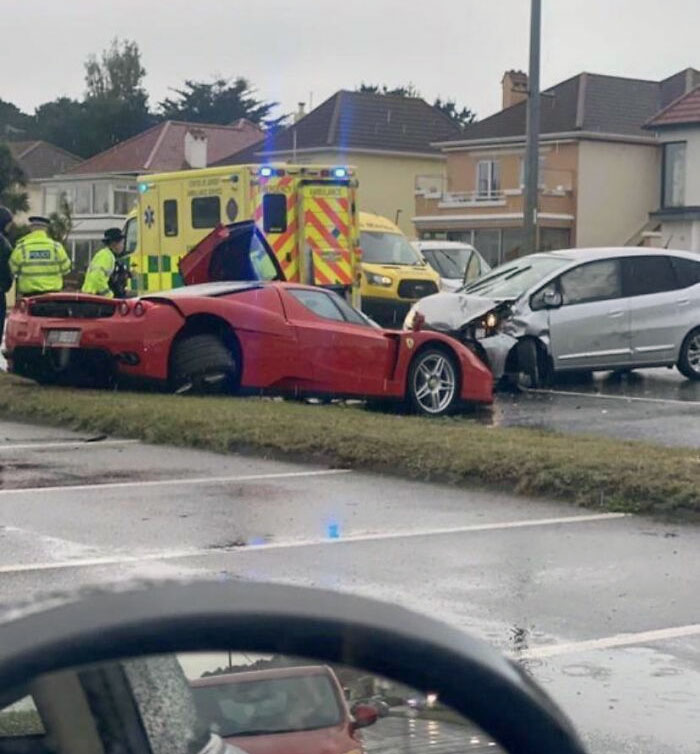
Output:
[{"left": 462, "top": 256, "right": 569, "bottom": 299}]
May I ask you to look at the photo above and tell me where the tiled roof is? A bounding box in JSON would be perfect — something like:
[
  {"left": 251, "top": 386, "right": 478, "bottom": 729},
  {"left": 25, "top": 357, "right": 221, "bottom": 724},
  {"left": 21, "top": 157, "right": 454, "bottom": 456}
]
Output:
[
  {"left": 7, "top": 140, "right": 80, "bottom": 179},
  {"left": 68, "top": 119, "right": 264, "bottom": 175},
  {"left": 216, "top": 90, "right": 462, "bottom": 165},
  {"left": 645, "top": 85, "right": 700, "bottom": 128},
  {"left": 438, "top": 68, "right": 700, "bottom": 144}
]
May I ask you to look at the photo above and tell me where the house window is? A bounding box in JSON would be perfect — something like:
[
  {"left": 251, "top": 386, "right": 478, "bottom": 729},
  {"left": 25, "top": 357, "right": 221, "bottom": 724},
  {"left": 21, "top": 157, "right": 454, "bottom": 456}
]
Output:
[
  {"left": 476, "top": 160, "right": 501, "bottom": 198},
  {"left": 519, "top": 155, "right": 547, "bottom": 188},
  {"left": 114, "top": 186, "right": 138, "bottom": 215},
  {"left": 93, "top": 183, "right": 110, "bottom": 214},
  {"left": 74, "top": 184, "right": 92, "bottom": 214},
  {"left": 662, "top": 142, "right": 686, "bottom": 208}
]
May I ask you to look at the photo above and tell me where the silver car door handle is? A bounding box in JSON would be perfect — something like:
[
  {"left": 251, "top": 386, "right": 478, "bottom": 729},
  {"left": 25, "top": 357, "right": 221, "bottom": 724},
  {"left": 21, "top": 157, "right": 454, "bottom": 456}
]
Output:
[
  {"left": 676, "top": 298, "right": 690, "bottom": 306},
  {"left": 608, "top": 310, "right": 625, "bottom": 318}
]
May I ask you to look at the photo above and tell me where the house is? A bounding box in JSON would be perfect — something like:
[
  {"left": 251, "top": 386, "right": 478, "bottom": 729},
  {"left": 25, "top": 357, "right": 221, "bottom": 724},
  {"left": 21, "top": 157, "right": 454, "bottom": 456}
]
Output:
[
  {"left": 644, "top": 85, "right": 700, "bottom": 252},
  {"left": 39, "top": 119, "right": 264, "bottom": 271},
  {"left": 217, "top": 90, "right": 462, "bottom": 235},
  {"left": 6, "top": 140, "right": 80, "bottom": 219},
  {"left": 414, "top": 68, "right": 700, "bottom": 267}
]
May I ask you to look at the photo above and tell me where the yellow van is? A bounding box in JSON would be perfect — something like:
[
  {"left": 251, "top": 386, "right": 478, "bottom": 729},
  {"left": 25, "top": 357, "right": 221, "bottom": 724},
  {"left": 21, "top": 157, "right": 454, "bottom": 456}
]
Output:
[{"left": 359, "top": 212, "right": 441, "bottom": 327}]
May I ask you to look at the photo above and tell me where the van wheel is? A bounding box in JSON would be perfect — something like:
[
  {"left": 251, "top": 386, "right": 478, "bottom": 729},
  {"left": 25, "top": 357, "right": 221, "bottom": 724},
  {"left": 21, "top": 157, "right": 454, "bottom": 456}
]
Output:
[
  {"left": 677, "top": 327, "right": 700, "bottom": 380},
  {"left": 170, "top": 334, "right": 239, "bottom": 394}
]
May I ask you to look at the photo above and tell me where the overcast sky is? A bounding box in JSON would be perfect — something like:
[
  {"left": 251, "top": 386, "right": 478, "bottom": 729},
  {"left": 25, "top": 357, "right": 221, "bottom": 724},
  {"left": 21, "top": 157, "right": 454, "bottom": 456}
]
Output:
[{"left": 5, "top": 0, "right": 700, "bottom": 122}]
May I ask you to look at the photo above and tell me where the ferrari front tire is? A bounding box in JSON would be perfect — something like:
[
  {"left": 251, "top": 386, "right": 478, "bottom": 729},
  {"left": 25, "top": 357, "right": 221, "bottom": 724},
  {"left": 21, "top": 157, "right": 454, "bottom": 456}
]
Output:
[
  {"left": 408, "top": 348, "right": 459, "bottom": 416},
  {"left": 171, "top": 334, "right": 239, "bottom": 395}
]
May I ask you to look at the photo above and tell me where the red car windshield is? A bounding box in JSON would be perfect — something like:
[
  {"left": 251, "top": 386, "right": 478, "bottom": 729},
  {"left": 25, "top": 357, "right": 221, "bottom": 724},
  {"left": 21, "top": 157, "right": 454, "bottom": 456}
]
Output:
[{"left": 191, "top": 675, "right": 343, "bottom": 737}]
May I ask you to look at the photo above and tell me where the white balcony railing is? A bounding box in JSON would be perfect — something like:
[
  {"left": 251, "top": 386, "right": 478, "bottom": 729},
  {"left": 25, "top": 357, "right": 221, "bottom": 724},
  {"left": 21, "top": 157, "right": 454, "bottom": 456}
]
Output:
[{"left": 439, "top": 190, "right": 506, "bottom": 207}]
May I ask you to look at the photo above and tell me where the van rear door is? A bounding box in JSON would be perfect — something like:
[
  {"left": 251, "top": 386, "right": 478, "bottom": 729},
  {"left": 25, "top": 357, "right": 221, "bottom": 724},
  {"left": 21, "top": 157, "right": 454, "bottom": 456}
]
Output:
[{"left": 299, "top": 184, "right": 354, "bottom": 289}]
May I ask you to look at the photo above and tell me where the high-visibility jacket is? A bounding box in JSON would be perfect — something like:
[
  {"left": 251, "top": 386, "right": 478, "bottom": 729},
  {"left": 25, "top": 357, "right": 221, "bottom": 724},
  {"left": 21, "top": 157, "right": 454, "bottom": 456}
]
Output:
[
  {"left": 82, "top": 246, "right": 116, "bottom": 297},
  {"left": 10, "top": 230, "right": 71, "bottom": 295}
]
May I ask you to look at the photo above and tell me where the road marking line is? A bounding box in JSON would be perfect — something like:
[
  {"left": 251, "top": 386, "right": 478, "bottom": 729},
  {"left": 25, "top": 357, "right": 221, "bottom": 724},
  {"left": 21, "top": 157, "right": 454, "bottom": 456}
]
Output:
[
  {"left": 218, "top": 512, "right": 628, "bottom": 552},
  {"left": 0, "top": 549, "right": 201, "bottom": 574},
  {"left": 0, "top": 512, "right": 626, "bottom": 574},
  {"left": 0, "top": 468, "right": 352, "bottom": 496},
  {"left": 524, "top": 387, "right": 700, "bottom": 408},
  {"left": 517, "top": 623, "right": 700, "bottom": 660},
  {"left": 0, "top": 439, "right": 139, "bottom": 452}
]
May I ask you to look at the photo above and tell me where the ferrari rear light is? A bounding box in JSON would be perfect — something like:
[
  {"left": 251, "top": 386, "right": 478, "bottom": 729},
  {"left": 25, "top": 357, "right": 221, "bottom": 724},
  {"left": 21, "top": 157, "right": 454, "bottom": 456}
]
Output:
[
  {"left": 133, "top": 301, "right": 146, "bottom": 317},
  {"left": 118, "top": 301, "right": 131, "bottom": 316}
]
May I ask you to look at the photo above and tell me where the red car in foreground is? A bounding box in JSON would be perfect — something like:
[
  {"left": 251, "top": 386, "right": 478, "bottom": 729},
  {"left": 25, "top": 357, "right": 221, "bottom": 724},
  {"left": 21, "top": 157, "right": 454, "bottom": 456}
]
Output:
[
  {"left": 5, "top": 223, "right": 492, "bottom": 416},
  {"left": 190, "top": 665, "right": 377, "bottom": 754}
]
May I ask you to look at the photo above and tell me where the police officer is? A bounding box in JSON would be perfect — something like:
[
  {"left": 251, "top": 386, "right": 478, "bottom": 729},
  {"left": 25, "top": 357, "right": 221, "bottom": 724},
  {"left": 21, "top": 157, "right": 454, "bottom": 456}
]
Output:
[
  {"left": 82, "top": 228, "right": 126, "bottom": 298},
  {"left": 10, "top": 216, "right": 71, "bottom": 296},
  {"left": 0, "top": 206, "right": 14, "bottom": 332}
]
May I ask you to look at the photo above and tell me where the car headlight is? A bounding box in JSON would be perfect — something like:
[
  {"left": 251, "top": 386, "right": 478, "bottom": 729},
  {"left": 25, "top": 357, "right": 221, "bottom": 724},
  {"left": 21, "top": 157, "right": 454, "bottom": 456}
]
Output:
[
  {"left": 366, "top": 272, "right": 393, "bottom": 287},
  {"left": 485, "top": 312, "right": 498, "bottom": 330}
]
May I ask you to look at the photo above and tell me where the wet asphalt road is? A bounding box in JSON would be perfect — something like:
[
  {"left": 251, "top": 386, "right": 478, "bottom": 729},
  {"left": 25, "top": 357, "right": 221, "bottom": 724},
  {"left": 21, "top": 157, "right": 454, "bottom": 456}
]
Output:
[
  {"left": 0, "top": 420, "right": 698, "bottom": 754},
  {"left": 485, "top": 367, "right": 700, "bottom": 448}
]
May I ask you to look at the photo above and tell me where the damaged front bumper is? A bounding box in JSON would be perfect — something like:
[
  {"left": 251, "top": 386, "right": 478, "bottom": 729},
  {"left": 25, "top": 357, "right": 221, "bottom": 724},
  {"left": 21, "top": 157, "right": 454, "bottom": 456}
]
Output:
[{"left": 476, "top": 333, "right": 518, "bottom": 380}]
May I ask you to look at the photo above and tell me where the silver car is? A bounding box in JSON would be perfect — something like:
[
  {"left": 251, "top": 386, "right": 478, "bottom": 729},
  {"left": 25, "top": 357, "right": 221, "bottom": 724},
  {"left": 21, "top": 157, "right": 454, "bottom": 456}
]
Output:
[
  {"left": 404, "top": 248, "right": 700, "bottom": 386},
  {"left": 413, "top": 241, "right": 491, "bottom": 292}
]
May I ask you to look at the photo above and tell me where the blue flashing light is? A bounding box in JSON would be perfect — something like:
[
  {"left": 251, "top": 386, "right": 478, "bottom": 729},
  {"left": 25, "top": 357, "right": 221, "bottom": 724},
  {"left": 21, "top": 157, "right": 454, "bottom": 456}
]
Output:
[
  {"left": 326, "top": 521, "right": 341, "bottom": 540},
  {"left": 333, "top": 167, "right": 348, "bottom": 179},
  {"left": 260, "top": 166, "right": 273, "bottom": 177},
  {"left": 138, "top": 182, "right": 149, "bottom": 194}
]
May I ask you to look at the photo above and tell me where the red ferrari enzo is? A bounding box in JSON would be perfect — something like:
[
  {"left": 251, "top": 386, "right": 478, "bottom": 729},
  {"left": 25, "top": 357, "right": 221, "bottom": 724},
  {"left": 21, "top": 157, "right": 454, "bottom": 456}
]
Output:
[{"left": 4, "top": 223, "right": 492, "bottom": 416}]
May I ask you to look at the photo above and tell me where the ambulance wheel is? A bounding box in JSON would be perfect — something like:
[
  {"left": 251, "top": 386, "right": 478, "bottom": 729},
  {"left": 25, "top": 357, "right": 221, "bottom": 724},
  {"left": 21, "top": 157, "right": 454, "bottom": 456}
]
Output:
[{"left": 170, "top": 334, "right": 239, "bottom": 395}]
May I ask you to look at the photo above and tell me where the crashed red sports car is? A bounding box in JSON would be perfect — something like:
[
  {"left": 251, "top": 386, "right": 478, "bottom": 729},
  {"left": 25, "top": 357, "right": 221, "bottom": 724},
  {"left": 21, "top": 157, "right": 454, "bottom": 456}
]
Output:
[{"left": 4, "top": 222, "right": 492, "bottom": 416}]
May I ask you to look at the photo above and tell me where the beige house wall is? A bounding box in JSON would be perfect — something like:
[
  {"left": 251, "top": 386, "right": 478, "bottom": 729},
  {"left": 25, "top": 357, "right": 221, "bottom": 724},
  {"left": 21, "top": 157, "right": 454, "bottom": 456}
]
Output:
[
  {"left": 290, "top": 150, "right": 445, "bottom": 236},
  {"left": 576, "top": 140, "right": 659, "bottom": 247}
]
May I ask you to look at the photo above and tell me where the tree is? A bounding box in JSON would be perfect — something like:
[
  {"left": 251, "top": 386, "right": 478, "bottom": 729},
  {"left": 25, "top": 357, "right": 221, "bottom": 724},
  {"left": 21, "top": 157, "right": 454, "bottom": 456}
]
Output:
[
  {"left": 48, "top": 197, "right": 73, "bottom": 245},
  {"left": 357, "top": 82, "right": 421, "bottom": 97},
  {"left": 85, "top": 39, "right": 146, "bottom": 101},
  {"left": 160, "top": 78, "right": 287, "bottom": 130},
  {"left": 0, "top": 100, "right": 32, "bottom": 141},
  {"left": 0, "top": 143, "right": 29, "bottom": 213},
  {"left": 34, "top": 39, "right": 153, "bottom": 157},
  {"left": 433, "top": 97, "right": 476, "bottom": 130}
]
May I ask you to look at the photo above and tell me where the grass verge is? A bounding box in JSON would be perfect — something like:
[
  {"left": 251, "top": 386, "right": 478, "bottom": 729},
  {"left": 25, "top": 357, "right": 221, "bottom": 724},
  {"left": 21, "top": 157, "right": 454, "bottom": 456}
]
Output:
[{"left": 0, "top": 374, "right": 697, "bottom": 519}]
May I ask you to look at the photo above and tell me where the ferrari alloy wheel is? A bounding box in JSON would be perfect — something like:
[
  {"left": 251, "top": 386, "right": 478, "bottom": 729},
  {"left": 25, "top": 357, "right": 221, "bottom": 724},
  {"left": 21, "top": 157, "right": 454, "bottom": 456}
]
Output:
[
  {"left": 678, "top": 327, "right": 700, "bottom": 381},
  {"left": 171, "top": 334, "right": 239, "bottom": 394},
  {"left": 408, "top": 348, "right": 459, "bottom": 416}
]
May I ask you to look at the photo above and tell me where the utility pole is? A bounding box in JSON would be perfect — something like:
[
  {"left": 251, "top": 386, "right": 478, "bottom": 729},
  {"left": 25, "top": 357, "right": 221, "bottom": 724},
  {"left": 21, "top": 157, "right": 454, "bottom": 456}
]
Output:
[{"left": 523, "top": 0, "right": 541, "bottom": 255}]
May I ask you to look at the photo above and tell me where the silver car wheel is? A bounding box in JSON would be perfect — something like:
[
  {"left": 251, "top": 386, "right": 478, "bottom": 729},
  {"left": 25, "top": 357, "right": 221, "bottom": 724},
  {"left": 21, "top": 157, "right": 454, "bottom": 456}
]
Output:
[
  {"left": 688, "top": 333, "right": 700, "bottom": 373},
  {"left": 412, "top": 353, "right": 457, "bottom": 414}
]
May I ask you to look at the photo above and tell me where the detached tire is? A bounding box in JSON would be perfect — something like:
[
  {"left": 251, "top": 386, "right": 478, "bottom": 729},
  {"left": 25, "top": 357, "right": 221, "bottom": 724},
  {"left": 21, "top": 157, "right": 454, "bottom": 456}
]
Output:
[
  {"left": 171, "top": 334, "right": 239, "bottom": 395},
  {"left": 677, "top": 327, "right": 700, "bottom": 381},
  {"left": 408, "top": 348, "right": 459, "bottom": 417}
]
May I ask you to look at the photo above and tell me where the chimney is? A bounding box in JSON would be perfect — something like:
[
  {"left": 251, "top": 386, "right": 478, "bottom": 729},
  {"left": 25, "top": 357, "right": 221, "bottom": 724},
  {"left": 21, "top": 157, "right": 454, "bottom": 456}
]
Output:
[
  {"left": 502, "top": 70, "right": 529, "bottom": 110},
  {"left": 294, "top": 102, "right": 306, "bottom": 123},
  {"left": 184, "top": 128, "right": 207, "bottom": 169}
]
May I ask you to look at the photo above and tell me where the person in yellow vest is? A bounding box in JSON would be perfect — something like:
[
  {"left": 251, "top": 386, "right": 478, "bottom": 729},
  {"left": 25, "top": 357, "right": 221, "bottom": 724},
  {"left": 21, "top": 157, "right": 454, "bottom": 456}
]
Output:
[
  {"left": 9, "top": 216, "right": 71, "bottom": 296},
  {"left": 82, "top": 228, "right": 126, "bottom": 297}
]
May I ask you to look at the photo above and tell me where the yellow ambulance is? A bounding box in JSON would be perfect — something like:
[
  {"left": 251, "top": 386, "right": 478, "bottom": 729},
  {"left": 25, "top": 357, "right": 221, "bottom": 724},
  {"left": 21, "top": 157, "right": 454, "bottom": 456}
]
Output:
[
  {"left": 358, "top": 212, "right": 441, "bottom": 327},
  {"left": 123, "top": 164, "right": 361, "bottom": 305}
]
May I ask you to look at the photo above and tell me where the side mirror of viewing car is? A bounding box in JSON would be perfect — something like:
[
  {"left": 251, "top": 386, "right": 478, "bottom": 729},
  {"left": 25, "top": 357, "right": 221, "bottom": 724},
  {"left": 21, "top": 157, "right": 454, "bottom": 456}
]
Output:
[
  {"left": 351, "top": 702, "right": 379, "bottom": 729},
  {"left": 532, "top": 287, "right": 563, "bottom": 311},
  {"left": 0, "top": 582, "right": 588, "bottom": 754}
]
